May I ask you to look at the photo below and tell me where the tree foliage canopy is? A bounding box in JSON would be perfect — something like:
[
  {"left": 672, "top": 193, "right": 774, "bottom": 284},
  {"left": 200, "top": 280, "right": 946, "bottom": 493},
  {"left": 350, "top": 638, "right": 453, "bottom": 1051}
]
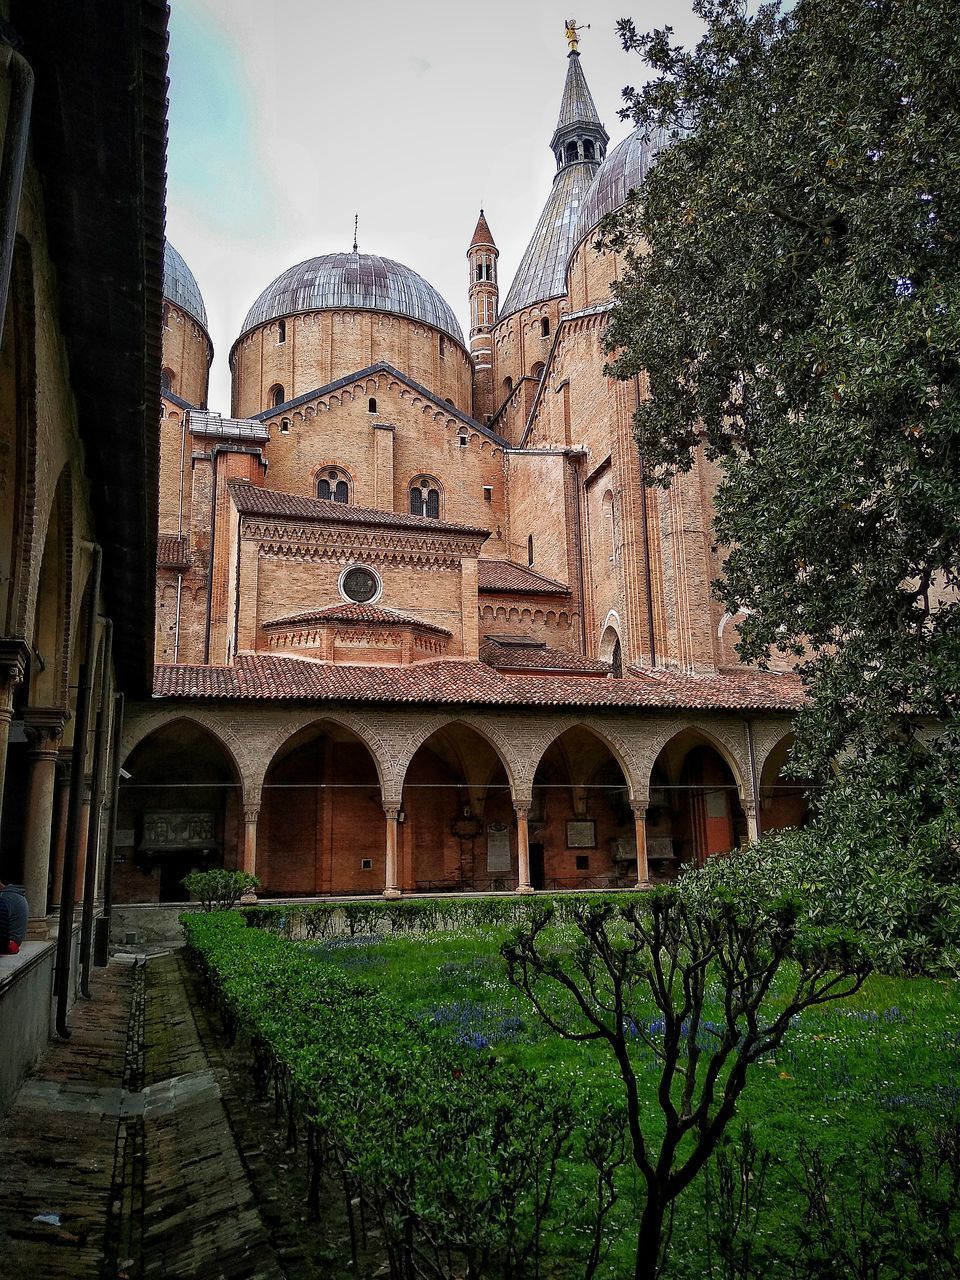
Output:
[{"left": 602, "top": 0, "right": 960, "bottom": 795}]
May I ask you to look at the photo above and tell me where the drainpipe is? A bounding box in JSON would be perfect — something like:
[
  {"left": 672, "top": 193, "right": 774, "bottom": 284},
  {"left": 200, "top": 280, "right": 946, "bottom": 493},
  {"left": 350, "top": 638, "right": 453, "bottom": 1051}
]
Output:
[
  {"left": 0, "top": 34, "right": 33, "bottom": 346},
  {"left": 79, "top": 618, "right": 111, "bottom": 997},
  {"left": 97, "top": 691, "right": 124, "bottom": 965},
  {"left": 173, "top": 573, "right": 182, "bottom": 662},
  {"left": 635, "top": 374, "right": 657, "bottom": 667},
  {"left": 54, "top": 544, "right": 101, "bottom": 1038},
  {"left": 203, "top": 447, "right": 220, "bottom": 663},
  {"left": 568, "top": 451, "right": 588, "bottom": 653}
]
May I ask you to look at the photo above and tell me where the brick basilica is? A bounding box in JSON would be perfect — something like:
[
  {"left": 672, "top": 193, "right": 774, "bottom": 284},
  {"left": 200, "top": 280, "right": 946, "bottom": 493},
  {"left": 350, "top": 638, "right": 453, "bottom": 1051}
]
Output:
[{"left": 120, "top": 31, "right": 808, "bottom": 904}]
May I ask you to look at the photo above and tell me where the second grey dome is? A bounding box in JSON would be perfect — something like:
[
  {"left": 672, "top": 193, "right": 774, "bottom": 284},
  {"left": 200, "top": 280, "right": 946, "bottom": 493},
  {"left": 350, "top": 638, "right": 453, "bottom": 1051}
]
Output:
[
  {"left": 239, "top": 253, "right": 465, "bottom": 346},
  {"left": 573, "top": 126, "right": 670, "bottom": 247},
  {"left": 163, "top": 241, "right": 209, "bottom": 331}
]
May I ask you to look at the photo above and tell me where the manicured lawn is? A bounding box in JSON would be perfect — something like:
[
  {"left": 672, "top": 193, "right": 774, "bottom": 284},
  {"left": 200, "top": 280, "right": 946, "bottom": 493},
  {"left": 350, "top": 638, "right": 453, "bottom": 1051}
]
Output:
[{"left": 307, "top": 922, "right": 960, "bottom": 1276}]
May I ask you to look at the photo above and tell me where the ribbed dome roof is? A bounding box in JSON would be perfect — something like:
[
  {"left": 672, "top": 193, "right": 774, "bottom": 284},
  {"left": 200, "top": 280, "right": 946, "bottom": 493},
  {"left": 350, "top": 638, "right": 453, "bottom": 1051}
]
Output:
[
  {"left": 574, "top": 126, "right": 669, "bottom": 246},
  {"left": 239, "top": 253, "right": 465, "bottom": 346},
  {"left": 163, "top": 241, "right": 208, "bottom": 330}
]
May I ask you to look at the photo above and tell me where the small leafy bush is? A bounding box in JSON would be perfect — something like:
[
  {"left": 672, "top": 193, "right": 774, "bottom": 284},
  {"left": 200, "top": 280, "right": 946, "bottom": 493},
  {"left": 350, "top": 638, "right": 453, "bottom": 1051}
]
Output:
[{"left": 182, "top": 868, "right": 260, "bottom": 912}]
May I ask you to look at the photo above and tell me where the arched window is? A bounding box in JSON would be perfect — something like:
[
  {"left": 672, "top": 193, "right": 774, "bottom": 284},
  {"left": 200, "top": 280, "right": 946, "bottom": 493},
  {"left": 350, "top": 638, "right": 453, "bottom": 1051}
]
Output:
[
  {"left": 439, "top": 334, "right": 447, "bottom": 360},
  {"left": 269, "top": 383, "right": 285, "bottom": 408},
  {"left": 279, "top": 418, "right": 291, "bottom": 434},
  {"left": 527, "top": 534, "right": 534, "bottom": 566},
  {"left": 277, "top": 318, "right": 286, "bottom": 344},
  {"left": 368, "top": 397, "right": 377, "bottom": 414},
  {"left": 317, "top": 467, "right": 350, "bottom": 504},
  {"left": 583, "top": 139, "right": 595, "bottom": 161},
  {"left": 532, "top": 361, "right": 545, "bottom": 383},
  {"left": 409, "top": 476, "right": 441, "bottom": 519},
  {"left": 503, "top": 376, "right": 513, "bottom": 395},
  {"left": 161, "top": 367, "right": 174, "bottom": 393},
  {"left": 162, "top": 302, "right": 170, "bottom": 329},
  {"left": 565, "top": 141, "right": 579, "bottom": 163},
  {"left": 540, "top": 317, "right": 550, "bottom": 338},
  {"left": 476, "top": 262, "right": 484, "bottom": 282}
]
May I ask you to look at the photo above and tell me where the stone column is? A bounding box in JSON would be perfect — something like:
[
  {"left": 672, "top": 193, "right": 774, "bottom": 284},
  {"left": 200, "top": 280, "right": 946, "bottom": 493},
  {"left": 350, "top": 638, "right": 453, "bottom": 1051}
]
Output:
[
  {"left": 73, "top": 779, "right": 92, "bottom": 905},
  {"left": 0, "top": 640, "right": 28, "bottom": 836},
  {"left": 241, "top": 803, "right": 260, "bottom": 901},
  {"left": 383, "top": 805, "right": 401, "bottom": 899},
  {"left": 631, "top": 803, "right": 650, "bottom": 887},
  {"left": 21, "top": 709, "right": 65, "bottom": 923},
  {"left": 743, "top": 799, "right": 761, "bottom": 844},
  {"left": 515, "top": 804, "right": 533, "bottom": 894}
]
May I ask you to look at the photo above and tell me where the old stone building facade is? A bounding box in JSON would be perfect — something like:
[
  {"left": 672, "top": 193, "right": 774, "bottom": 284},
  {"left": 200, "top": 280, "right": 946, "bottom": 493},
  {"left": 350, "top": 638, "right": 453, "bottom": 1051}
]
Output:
[{"left": 123, "top": 32, "right": 808, "bottom": 903}]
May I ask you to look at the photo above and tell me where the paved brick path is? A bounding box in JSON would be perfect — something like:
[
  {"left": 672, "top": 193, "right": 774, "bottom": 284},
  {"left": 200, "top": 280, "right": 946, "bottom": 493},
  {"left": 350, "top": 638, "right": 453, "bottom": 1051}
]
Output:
[{"left": 0, "top": 951, "right": 286, "bottom": 1279}]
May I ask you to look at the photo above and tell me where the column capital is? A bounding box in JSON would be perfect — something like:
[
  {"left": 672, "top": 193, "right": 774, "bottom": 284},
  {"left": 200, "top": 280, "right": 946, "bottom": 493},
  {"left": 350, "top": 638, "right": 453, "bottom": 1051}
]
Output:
[
  {"left": 630, "top": 799, "right": 649, "bottom": 818},
  {"left": 0, "top": 637, "right": 29, "bottom": 692},
  {"left": 383, "top": 804, "right": 402, "bottom": 821},
  {"left": 243, "top": 803, "right": 260, "bottom": 824},
  {"left": 513, "top": 803, "right": 530, "bottom": 820},
  {"left": 23, "top": 706, "right": 66, "bottom": 754}
]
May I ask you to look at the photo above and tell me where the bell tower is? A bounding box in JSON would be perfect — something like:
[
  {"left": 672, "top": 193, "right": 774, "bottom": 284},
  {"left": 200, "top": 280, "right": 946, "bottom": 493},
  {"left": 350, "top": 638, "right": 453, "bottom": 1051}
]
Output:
[{"left": 467, "top": 209, "right": 498, "bottom": 421}]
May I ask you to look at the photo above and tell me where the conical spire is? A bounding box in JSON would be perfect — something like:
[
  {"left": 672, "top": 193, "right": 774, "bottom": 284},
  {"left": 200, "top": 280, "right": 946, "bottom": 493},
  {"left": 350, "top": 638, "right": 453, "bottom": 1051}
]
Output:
[
  {"left": 552, "top": 51, "right": 603, "bottom": 142},
  {"left": 470, "top": 209, "right": 496, "bottom": 251},
  {"left": 499, "top": 37, "right": 608, "bottom": 320}
]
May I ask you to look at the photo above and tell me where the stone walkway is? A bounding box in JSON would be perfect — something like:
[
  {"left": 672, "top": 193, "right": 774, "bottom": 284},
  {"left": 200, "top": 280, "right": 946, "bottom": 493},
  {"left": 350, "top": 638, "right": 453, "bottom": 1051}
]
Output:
[{"left": 0, "top": 951, "right": 287, "bottom": 1279}]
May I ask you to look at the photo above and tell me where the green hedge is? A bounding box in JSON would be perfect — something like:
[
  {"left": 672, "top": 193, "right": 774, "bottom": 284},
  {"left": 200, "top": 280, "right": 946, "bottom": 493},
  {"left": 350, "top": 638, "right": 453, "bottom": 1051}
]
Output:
[
  {"left": 182, "top": 911, "right": 617, "bottom": 1279},
  {"left": 242, "top": 891, "right": 640, "bottom": 940}
]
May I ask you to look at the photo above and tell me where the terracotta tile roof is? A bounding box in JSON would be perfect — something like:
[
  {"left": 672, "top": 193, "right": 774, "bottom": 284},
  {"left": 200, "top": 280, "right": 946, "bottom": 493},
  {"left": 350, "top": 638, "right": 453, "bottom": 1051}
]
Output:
[
  {"left": 477, "top": 560, "right": 571, "bottom": 595},
  {"left": 263, "top": 603, "right": 452, "bottom": 636},
  {"left": 157, "top": 535, "right": 190, "bottom": 568},
  {"left": 154, "top": 653, "right": 804, "bottom": 712},
  {"left": 470, "top": 209, "right": 496, "bottom": 250},
  {"left": 228, "top": 481, "right": 491, "bottom": 539},
  {"left": 480, "top": 636, "right": 610, "bottom": 674}
]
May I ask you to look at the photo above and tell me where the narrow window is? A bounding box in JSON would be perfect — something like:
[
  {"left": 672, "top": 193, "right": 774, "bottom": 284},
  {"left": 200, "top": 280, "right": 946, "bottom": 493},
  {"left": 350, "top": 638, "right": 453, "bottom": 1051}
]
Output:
[
  {"left": 483, "top": 486, "right": 493, "bottom": 502},
  {"left": 565, "top": 141, "right": 578, "bottom": 163},
  {"left": 532, "top": 361, "right": 545, "bottom": 383},
  {"left": 277, "top": 318, "right": 286, "bottom": 344},
  {"left": 318, "top": 468, "right": 350, "bottom": 503},
  {"left": 162, "top": 302, "right": 170, "bottom": 329},
  {"left": 270, "top": 384, "right": 285, "bottom": 408},
  {"left": 527, "top": 534, "right": 534, "bottom": 566},
  {"left": 458, "top": 434, "right": 468, "bottom": 448},
  {"left": 280, "top": 418, "right": 290, "bottom": 434},
  {"left": 476, "top": 263, "right": 484, "bottom": 282},
  {"left": 368, "top": 397, "right": 377, "bottom": 413},
  {"left": 503, "top": 376, "right": 513, "bottom": 394},
  {"left": 160, "top": 367, "right": 174, "bottom": 393},
  {"left": 583, "top": 140, "right": 595, "bottom": 161},
  {"left": 439, "top": 334, "right": 447, "bottom": 359},
  {"left": 540, "top": 317, "right": 550, "bottom": 338}
]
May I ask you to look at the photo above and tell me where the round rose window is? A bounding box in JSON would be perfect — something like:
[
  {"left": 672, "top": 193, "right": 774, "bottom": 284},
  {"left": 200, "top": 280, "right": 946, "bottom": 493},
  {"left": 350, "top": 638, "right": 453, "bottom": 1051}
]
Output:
[{"left": 340, "top": 566, "right": 380, "bottom": 603}]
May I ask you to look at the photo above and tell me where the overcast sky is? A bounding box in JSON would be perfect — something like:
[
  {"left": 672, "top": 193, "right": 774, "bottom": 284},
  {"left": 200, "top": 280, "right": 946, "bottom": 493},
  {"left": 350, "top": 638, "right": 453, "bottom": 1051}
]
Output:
[{"left": 166, "top": 1, "right": 704, "bottom": 412}]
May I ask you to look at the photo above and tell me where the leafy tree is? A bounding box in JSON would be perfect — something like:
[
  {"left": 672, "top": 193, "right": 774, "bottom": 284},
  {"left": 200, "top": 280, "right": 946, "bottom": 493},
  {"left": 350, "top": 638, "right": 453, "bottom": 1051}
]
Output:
[
  {"left": 182, "top": 868, "right": 259, "bottom": 911},
  {"left": 502, "top": 892, "right": 869, "bottom": 1280},
  {"left": 602, "top": 0, "right": 960, "bottom": 810}
]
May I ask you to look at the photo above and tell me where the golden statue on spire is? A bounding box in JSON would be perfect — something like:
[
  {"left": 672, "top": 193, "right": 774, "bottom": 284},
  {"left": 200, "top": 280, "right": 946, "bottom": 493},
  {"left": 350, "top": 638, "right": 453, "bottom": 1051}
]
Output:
[{"left": 565, "top": 19, "right": 589, "bottom": 52}]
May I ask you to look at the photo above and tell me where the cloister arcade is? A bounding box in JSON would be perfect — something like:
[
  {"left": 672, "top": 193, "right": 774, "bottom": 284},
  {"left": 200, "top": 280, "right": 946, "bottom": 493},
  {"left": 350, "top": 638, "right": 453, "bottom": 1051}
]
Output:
[{"left": 116, "top": 705, "right": 811, "bottom": 902}]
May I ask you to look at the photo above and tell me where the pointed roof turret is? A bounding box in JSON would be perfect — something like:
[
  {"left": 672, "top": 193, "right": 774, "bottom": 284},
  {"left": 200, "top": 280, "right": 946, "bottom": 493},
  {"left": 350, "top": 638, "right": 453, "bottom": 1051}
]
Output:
[
  {"left": 551, "top": 49, "right": 604, "bottom": 147},
  {"left": 470, "top": 209, "right": 496, "bottom": 251},
  {"left": 499, "top": 32, "right": 608, "bottom": 321}
]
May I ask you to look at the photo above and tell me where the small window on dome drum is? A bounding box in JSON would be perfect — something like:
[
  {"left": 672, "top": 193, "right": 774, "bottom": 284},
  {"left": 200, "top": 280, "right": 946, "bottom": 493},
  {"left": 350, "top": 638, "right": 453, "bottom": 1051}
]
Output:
[
  {"left": 160, "top": 368, "right": 174, "bottom": 393},
  {"left": 277, "top": 319, "right": 286, "bottom": 344},
  {"left": 583, "top": 140, "right": 595, "bottom": 161},
  {"left": 368, "top": 397, "right": 377, "bottom": 413},
  {"left": 270, "top": 384, "right": 285, "bottom": 408},
  {"left": 541, "top": 317, "right": 550, "bottom": 338},
  {"left": 439, "top": 334, "right": 447, "bottom": 359}
]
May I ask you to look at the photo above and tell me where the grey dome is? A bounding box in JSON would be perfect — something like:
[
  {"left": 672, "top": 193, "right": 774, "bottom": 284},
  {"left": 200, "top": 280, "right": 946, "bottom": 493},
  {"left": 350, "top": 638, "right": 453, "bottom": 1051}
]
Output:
[
  {"left": 573, "top": 126, "right": 669, "bottom": 247},
  {"left": 239, "top": 253, "right": 465, "bottom": 346},
  {"left": 163, "top": 241, "right": 208, "bottom": 330}
]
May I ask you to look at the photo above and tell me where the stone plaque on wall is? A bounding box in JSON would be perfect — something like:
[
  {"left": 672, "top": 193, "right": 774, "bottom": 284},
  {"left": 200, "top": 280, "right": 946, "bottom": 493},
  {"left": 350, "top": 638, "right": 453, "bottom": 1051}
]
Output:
[
  {"left": 706, "top": 790, "right": 729, "bottom": 819},
  {"left": 141, "top": 811, "right": 215, "bottom": 851},
  {"left": 486, "top": 824, "right": 511, "bottom": 872}
]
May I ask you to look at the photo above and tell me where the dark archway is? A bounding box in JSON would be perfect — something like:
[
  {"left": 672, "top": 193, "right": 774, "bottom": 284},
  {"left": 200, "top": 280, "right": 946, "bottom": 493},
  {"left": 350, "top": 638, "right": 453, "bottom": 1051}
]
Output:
[
  {"left": 401, "top": 722, "right": 514, "bottom": 892},
  {"left": 260, "top": 720, "right": 383, "bottom": 896},
  {"left": 118, "top": 720, "right": 242, "bottom": 903},
  {"left": 531, "top": 726, "right": 634, "bottom": 889},
  {"left": 758, "top": 735, "right": 813, "bottom": 834},
  {"left": 647, "top": 730, "right": 746, "bottom": 878}
]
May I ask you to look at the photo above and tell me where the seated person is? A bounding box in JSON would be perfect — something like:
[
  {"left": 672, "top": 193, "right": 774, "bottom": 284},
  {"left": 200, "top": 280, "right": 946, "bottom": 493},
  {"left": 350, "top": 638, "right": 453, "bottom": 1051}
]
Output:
[{"left": 0, "top": 882, "right": 28, "bottom": 954}]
